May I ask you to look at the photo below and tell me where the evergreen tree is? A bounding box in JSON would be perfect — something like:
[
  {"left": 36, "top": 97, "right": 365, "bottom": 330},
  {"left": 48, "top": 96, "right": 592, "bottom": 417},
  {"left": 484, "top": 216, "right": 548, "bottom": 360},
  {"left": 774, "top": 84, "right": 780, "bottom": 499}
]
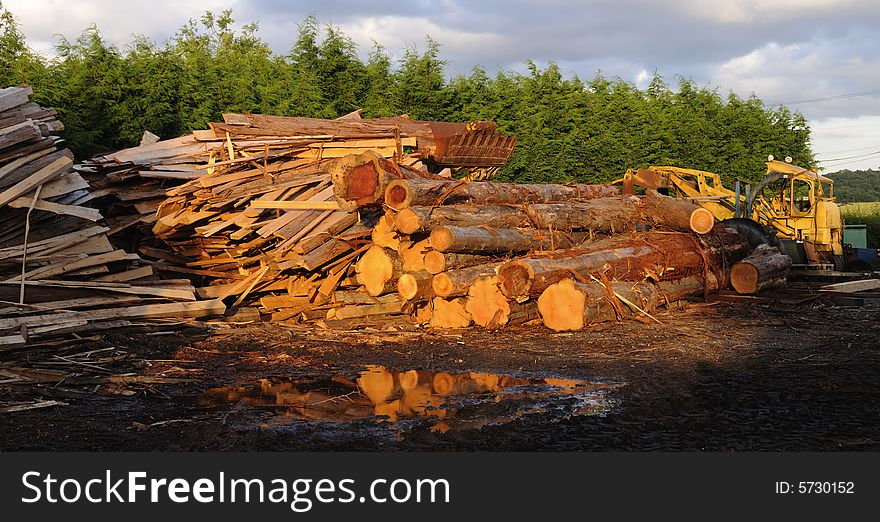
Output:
[{"left": 0, "top": 5, "right": 816, "bottom": 181}]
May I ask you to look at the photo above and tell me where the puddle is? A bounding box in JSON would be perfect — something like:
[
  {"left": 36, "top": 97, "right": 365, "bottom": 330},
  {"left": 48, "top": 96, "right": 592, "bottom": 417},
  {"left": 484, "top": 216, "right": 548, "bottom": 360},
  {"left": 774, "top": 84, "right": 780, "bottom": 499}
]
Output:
[{"left": 193, "top": 366, "right": 621, "bottom": 433}]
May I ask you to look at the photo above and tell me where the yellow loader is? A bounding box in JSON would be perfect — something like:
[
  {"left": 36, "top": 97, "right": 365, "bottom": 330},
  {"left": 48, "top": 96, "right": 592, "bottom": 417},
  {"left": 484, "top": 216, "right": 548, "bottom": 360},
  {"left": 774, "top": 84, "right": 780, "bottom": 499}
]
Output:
[{"left": 618, "top": 160, "right": 844, "bottom": 268}]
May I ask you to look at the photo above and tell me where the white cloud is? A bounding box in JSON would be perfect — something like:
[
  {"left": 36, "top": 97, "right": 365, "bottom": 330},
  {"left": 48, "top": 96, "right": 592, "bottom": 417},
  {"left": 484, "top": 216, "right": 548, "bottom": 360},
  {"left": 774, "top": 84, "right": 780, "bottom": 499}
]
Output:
[
  {"left": 335, "top": 16, "right": 507, "bottom": 69},
  {"left": 682, "top": 0, "right": 861, "bottom": 23},
  {"left": 4, "top": 0, "right": 237, "bottom": 54},
  {"left": 811, "top": 116, "right": 880, "bottom": 172}
]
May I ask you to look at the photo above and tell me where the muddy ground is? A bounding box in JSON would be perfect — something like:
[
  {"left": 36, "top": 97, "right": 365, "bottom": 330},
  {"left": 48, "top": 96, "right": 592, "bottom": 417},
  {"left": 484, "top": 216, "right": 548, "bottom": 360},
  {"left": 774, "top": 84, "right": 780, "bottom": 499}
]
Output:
[{"left": 1, "top": 296, "right": 878, "bottom": 451}]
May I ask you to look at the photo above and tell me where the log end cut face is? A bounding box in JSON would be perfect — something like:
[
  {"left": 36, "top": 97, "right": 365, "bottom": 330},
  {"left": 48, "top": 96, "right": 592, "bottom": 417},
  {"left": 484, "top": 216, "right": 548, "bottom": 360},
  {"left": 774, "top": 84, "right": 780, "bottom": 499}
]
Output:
[
  {"left": 346, "top": 163, "right": 380, "bottom": 201},
  {"left": 690, "top": 208, "right": 716, "bottom": 235},
  {"left": 730, "top": 263, "right": 759, "bottom": 294},
  {"left": 465, "top": 276, "right": 510, "bottom": 328},
  {"left": 497, "top": 260, "right": 535, "bottom": 298},
  {"left": 428, "top": 227, "right": 454, "bottom": 252},
  {"left": 384, "top": 179, "right": 413, "bottom": 211},
  {"left": 394, "top": 208, "right": 420, "bottom": 235},
  {"left": 537, "top": 278, "right": 586, "bottom": 331},
  {"left": 397, "top": 273, "right": 420, "bottom": 301},
  {"left": 431, "top": 272, "right": 454, "bottom": 297},
  {"left": 423, "top": 250, "right": 446, "bottom": 274},
  {"left": 356, "top": 246, "right": 395, "bottom": 296}
]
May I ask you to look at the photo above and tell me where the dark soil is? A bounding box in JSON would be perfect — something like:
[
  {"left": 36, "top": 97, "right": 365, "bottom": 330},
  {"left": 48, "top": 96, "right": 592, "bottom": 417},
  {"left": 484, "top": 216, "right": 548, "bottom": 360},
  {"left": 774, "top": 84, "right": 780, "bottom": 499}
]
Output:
[{"left": 1, "top": 298, "right": 878, "bottom": 451}]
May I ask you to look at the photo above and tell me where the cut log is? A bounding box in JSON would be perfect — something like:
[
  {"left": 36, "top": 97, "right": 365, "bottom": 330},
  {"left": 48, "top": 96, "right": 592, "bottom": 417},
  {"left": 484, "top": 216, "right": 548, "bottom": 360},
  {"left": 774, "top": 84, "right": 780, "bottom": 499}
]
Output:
[
  {"left": 431, "top": 261, "right": 501, "bottom": 298},
  {"left": 395, "top": 197, "right": 641, "bottom": 235},
  {"left": 354, "top": 246, "right": 402, "bottom": 296},
  {"left": 639, "top": 190, "right": 715, "bottom": 234},
  {"left": 397, "top": 238, "right": 431, "bottom": 272},
  {"left": 330, "top": 150, "right": 401, "bottom": 209},
  {"left": 464, "top": 276, "right": 510, "bottom": 328},
  {"left": 537, "top": 274, "right": 717, "bottom": 331},
  {"left": 429, "top": 297, "right": 472, "bottom": 329},
  {"left": 371, "top": 211, "right": 401, "bottom": 250},
  {"left": 498, "top": 226, "right": 749, "bottom": 299},
  {"left": 423, "top": 251, "right": 497, "bottom": 274},
  {"left": 429, "top": 225, "right": 589, "bottom": 254},
  {"left": 397, "top": 271, "right": 434, "bottom": 301},
  {"left": 537, "top": 278, "right": 658, "bottom": 331},
  {"left": 730, "top": 244, "right": 792, "bottom": 294},
  {"left": 383, "top": 178, "right": 619, "bottom": 210}
]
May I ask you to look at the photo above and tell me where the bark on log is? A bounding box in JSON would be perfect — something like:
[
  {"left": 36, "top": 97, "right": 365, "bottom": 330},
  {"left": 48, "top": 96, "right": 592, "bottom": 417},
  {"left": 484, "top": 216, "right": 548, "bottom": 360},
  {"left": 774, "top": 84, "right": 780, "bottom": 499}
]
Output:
[
  {"left": 423, "top": 250, "right": 497, "bottom": 274},
  {"left": 505, "top": 300, "right": 541, "bottom": 326},
  {"left": 431, "top": 261, "right": 501, "bottom": 298},
  {"left": 354, "top": 246, "right": 402, "bottom": 296},
  {"left": 429, "top": 225, "right": 589, "bottom": 254},
  {"left": 498, "top": 226, "right": 749, "bottom": 299},
  {"left": 383, "top": 178, "right": 618, "bottom": 210},
  {"left": 397, "top": 271, "right": 434, "bottom": 301},
  {"left": 395, "top": 197, "right": 641, "bottom": 235},
  {"left": 638, "top": 190, "right": 715, "bottom": 234},
  {"left": 537, "top": 274, "right": 714, "bottom": 331},
  {"left": 429, "top": 297, "right": 472, "bottom": 329},
  {"left": 730, "top": 244, "right": 791, "bottom": 294},
  {"left": 464, "top": 276, "right": 511, "bottom": 328}
]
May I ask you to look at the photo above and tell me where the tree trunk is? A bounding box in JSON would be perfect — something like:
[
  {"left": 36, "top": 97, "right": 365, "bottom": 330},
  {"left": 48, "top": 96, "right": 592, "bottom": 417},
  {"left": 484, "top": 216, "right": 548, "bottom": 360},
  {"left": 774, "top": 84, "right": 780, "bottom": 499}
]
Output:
[
  {"left": 431, "top": 261, "right": 501, "bottom": 298},
  {"left": 395, "top": 197, "right": 641, "bottom": 235},
  {"left": 464, "top": 276, "right": 511, "bottom": 328},
  {"left": 397, "top": 271, "right": 434, "bottom": 301},
  {"left": 537, "top": 274, "right": 713, "bottom": 331},
  {"left": 429, "top": 297, "right": 472, "bottom": 328},
  {"left": 355, "top": 246, "right": 402, "bottom": 296},
  {"left": 429, "top": 225, "right": 590, "bottom": 254},
  {"left": 537, "top": 278, "right": 649, "bottom": 331},
  {"left": 423, "top": 251, "right": 498, "bottom": 274},
  {"left": 638, "top": 190, "right": 715, "bottom": 234},
  {"left": 383, "top": 178, "right": 619, "bottom": 210},
  {"left": 498, "top": 226, "right": 749, "bottom": 299},
  {"left": 730, "top": 244, "right": 791, "bottom": 294}
]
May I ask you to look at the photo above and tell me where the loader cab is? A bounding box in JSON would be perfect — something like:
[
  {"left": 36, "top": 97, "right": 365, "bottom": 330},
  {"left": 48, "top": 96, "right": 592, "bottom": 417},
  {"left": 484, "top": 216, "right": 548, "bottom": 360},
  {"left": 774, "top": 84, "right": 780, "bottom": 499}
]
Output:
[{"left": 751, "top": 161, "right": 843, "bottom": 263}]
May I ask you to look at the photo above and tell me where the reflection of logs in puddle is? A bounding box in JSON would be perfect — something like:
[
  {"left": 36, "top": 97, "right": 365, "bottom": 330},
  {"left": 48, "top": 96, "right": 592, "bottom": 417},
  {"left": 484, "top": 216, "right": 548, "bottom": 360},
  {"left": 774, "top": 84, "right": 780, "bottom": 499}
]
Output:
[{"left": 195, "top": 366, "right": 618, "bottom": 429}]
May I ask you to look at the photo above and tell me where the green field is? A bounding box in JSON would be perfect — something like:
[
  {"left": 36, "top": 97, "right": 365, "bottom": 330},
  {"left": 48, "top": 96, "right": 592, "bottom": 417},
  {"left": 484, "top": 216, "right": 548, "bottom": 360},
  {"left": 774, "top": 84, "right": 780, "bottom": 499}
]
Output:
[{"left": 841, "top": 202, "right": 880, "bottom": 248}]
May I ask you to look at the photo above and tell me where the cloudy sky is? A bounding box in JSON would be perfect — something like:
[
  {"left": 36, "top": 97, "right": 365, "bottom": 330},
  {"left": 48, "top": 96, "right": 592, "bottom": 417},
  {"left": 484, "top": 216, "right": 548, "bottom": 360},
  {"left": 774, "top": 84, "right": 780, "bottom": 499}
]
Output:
[{"left": 5, "top": 0, "right": 880, "bottom": 171}]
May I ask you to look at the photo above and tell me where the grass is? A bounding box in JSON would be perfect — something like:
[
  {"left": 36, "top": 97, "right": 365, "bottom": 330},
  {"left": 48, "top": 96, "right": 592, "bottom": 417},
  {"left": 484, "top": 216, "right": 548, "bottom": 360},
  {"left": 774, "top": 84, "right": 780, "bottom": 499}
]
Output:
[{"left": 840, "top": 202, "right": 880, "bottom": 248}]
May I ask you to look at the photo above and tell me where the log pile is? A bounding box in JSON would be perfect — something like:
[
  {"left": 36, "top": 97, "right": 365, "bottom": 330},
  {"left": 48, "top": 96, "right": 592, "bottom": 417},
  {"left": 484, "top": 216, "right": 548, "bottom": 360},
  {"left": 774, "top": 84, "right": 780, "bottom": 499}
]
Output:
[
  {"left": 77, "top": 109, "right": 784, "bottom": 332},
  {"left": 2, "top": 84, "right": 793, "bottom": 345},
  {"left": 0, "top": 86, "right": 221, "bottom": 350}
]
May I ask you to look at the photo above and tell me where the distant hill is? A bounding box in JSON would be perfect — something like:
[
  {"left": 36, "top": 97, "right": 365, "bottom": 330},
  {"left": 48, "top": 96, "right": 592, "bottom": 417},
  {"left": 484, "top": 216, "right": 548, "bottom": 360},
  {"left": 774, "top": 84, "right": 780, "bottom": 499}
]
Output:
[{"left": 826, "top": 169, "right": 880, "bottom": 203}]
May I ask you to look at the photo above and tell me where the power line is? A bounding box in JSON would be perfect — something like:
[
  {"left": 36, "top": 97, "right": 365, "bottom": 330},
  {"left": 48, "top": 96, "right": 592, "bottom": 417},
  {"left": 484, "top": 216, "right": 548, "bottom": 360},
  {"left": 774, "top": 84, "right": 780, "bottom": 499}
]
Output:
[
  {"left": 817, "top": 149, "right": 880, "bottom": 162},
  {"left": 814, "top": 143, "right": 880, "bottom": 156},
  {"left": 779, "top": 88, "right": 880, "bottom": 105},
  {"left": 820, "top": 151, "right": 880, "bottom": 169}
]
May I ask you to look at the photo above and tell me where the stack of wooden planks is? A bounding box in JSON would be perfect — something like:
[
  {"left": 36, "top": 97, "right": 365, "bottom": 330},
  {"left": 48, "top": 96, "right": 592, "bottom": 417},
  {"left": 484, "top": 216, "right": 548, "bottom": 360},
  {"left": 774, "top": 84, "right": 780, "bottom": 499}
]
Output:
[
  {"left": 76, "top": 112, "right": 520, "bottom": 325},
  {"left": 0, "top": 86, "right": 222, "bottom": 351}
]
